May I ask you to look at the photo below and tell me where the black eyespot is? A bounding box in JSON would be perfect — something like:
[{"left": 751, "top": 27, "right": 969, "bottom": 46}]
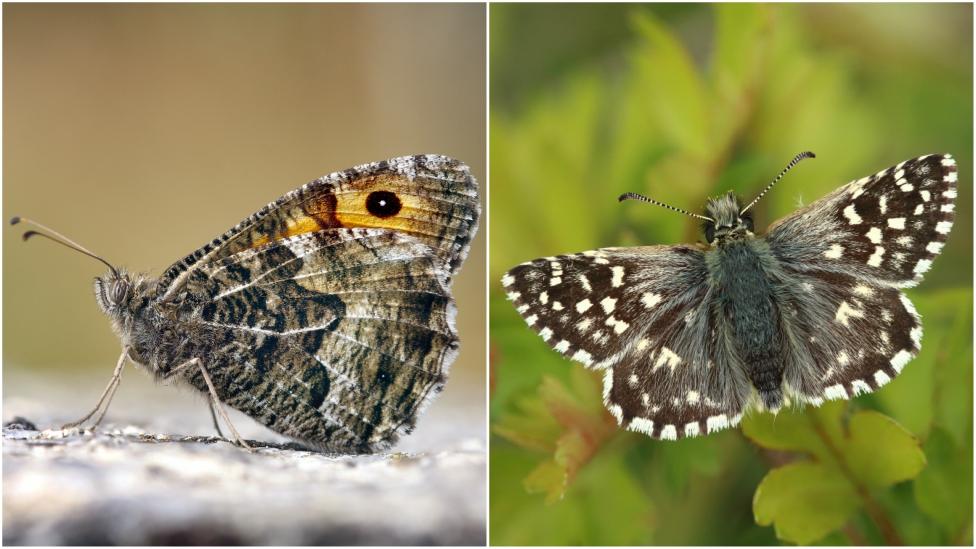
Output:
[{"left": 365, "top": 190, "right": 401, "bottom": 218}]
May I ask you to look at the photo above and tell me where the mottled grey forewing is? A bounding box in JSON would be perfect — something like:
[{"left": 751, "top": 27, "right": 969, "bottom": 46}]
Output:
[
  {"left": 179, "top": 228, "right": 457, "bottom": 453},
  {"left": 503, "top": 246, "right": 749, "bottom": 440},
  {"left": 764, "top": 153, "right": 957, "bottom": 404},
  {"left": 158, "top": 155, "right": 479, "bottom": 300}
]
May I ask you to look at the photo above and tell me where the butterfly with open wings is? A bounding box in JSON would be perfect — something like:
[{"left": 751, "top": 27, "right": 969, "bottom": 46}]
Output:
[
  {"left": 17, "top": 154, "right": 480, "bottom": 453},
  {"left": 504, "top": 152, "right": 957, "bottom": 440}
]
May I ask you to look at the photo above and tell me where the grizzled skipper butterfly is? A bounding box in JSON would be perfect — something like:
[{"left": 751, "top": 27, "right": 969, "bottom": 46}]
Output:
[
  {"left": 15, "top": 154, "right": 480, "bottom": 453},
  {"left": 503, "top": 152, "right": 957, "bottom": 440}
]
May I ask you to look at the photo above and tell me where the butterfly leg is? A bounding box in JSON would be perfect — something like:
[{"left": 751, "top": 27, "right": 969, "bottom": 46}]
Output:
[
  {"left": 194, "top": 359, "right": 252, "bottom": 450},
  {"left": 61, "top": 347, "right": 129, "bottom": 430},
  {"left": 207, "top": 399, "right": 226, "bottom": 439}
]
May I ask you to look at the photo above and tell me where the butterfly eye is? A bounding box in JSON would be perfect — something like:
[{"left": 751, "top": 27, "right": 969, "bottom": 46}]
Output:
[
  {"left": 365, "top": 190, "right": 402, "bottom": 218},
  {"left": 704, "top": 221, "right": 716, "bottom": 243},
  {"left": 111, "top": 280, "right": 129, "bottom": 305},
  {"left": 740, "top": 215, "right": 754, "bottom": 232}
]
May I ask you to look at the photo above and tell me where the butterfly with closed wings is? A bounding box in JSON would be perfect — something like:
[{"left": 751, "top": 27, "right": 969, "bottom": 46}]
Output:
[
  {"left": 16, "top": 154, "right": 480, "bottom": 453},
  {"left": 503, "top": 152, "right": 957, "bottom": 440}
]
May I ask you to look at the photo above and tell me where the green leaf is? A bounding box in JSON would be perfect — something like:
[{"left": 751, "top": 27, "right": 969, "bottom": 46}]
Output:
[
  {"left": 630, "top": 11, "right": 709, "bottom": 156},
  {"left": 875, "top": 287, "right": 973, "bottom": 440},
  {"left": 753, "top": 461, "right": 860, "bottom": 544},
  {"left": 844, "top": 411, "right": 926, "bottom": 488},
  {"left": 524, "top": 458, "right": 567, "bottom": 504},
  {"left": 741, "top": 405, "right": 828, "bottom": 460},
  {"left": 914, "top": 428, "right": 973, "bottom": 539}
]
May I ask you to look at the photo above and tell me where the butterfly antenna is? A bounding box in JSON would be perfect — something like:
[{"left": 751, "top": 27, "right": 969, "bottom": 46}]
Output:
[
  {"left": 10, "top": 216, "right": 119, "bottom": 277},
  {"left": 740, "top": 151, "right": 816, "bottom": 215},
  {"left": 618, "top": 192, "right": 715, "bottom": 223}
]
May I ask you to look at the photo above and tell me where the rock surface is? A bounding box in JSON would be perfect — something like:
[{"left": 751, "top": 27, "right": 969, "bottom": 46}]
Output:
[{"left": 3, "top": 372, "right": 485, "bottom": 545}]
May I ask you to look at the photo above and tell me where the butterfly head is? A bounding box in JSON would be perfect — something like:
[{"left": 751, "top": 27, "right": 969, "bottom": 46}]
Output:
[
  {"left": 94, "top": 270, "right": 132, "bottom": 313},
  {"left": 703, "top": 192, "right": 754, "bottom": 244}
]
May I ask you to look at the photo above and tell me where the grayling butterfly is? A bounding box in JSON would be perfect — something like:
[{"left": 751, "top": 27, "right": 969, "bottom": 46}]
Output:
[{"left": 503, "top": 152, "right": 957, "bottom": 440}]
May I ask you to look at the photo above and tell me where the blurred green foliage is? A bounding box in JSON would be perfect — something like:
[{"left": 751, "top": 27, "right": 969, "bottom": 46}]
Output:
[{"left": 490, "top": 4, "right": 972, "bottom": 545}]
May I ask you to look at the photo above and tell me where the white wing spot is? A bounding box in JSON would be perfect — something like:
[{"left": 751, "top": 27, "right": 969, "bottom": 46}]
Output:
[
  {"left": 659, "top": 425, "right": 678, "bottom": 440},
  {"left": 837, "top": 351, "right": 850, "bottom": 366},
  {"left": 653, "top": 347, "right": 682, "bottom": 372},
  {"left": 914, "top": 258, "right": 932, "bottom": 274},
  {"left": 552, "top": 301, "right": 564, "bottom": 311},
  {"left": 914, "top": 204, "right": 924, "bottom": 215},
  {"left": 910, "top": 326, "right": 922, "bottom": 347},
  {"left": 554, "top": 340, "right": 570, "bottom": 353},
  {"left": 851, "top": 380, "right": 871, "bottom": 396},
  {"left": 539, "top": 291, "right": 548, "bottom": 305},
  {"left": 865, "top": 227, "right": 882, "bottom": 244},
  {"left": 549, "top": 277, "right": 562, "bottom": 286},
  {"left": 628, "top": 417, "right": 654, "bottom": 435},
  {"left": 887, "top": 217, "right": 906, "bottom": 230},
  {"left": 576, "top": 318, "right": 592, "bottom": 333},
  {"left": 879, "top": 195, "right": 888, "bottom": 214},
  {"left": 920, "top": 190, "right": 931, "bottom": 202},
  {"left": 517, "top": 304, "right": 529, "bottom": 313},
  {"left": 636, "top": 338, "right": 650, "bottom": 351},
  {"left": 706, "top": 415, "right": 728, "bottom": 433},
  {"left": 628, "top": 373, "right": 639, "bottom": 387},
  {"left": 835, "top": 301, "right": 865, "bottom": 326},
  {"left": 874, "top": 370, "right": 892, "bottom": 386},
  {"left": 525, "top": 314, "right": 538, "bottom": 326},
  {"left": 867, "top": 246, "right": 885, "bottom": 267},
  {"left": 926, "top": 241, "right": 944, "bottom": 254},
  {"left": 594, "top": 258, "right": 610, "bottom": 265},
  {"left": 896, "top": 235, "right": 913, "bottom": 247},
  {"left": 941, "top": 204, "right": 955, "bottom": 213},
  {"left": 641, "top": 393, "right": 650, "bottom": 406},
  {"left": 608, "top": 404, "right": 623, "bottom": 424},
  {"left": 600, "top": 297, "right": 617, "bottom": 314},
  {"left": 539, "top": 327, "right": 553, "bottom": 341},
  {"left": 642, "top": 292, "right": 662, "bottom": 309},
  {"left": 936, "top": 221, "right": 953, "bottom": 234},
  {"left": 900, "top": 182, "right": 914, "bottom": 192},
  {"left": 824, "top": 384, "right": 848, "bottom": 400},
  {"left": 579, "top": 274, "right": 592, "bottom": 293},
  {"left": 572, "top": 350, "right": 594, "bottom": 366},
  {"left": 610, "top": 266, "right": 625, "bottom": 288},
  {"left": 605, "top": 316, "right": 629, "bottom": 335},
  {"left": 945, "top": 172, "right": 958, "bottom": 184},
  {"left": 684, "top": 423, "right": 701, "bottom": 437},
  {"left": 824, "top": 243, "right": 844, "bottom": 258},
  {"left": 853, "top": 284, "right": 874, "bottom": 297},
  {"left": 576, "top": 299, "right": 592, "bottom": 313},
  {"left": 942, "top": 156, "right": 956, "bottom": 167},
  {"left": 891, "top": 349, "right": 912, "bottom": 372},
  {"left": 894, "top": 169, "right": 905, "bottom": 180},
  {"left": 506, "top": 291, "right": 521, "bottom": 301},
  {"left": 686, "top": 390, "right": 700, "bottom": 404},
  {"left": 843, "top": 203, "right": 862, "bottom": 225},
  {"left": 944, "top": 188, "right": 958, "bottom": 198}
]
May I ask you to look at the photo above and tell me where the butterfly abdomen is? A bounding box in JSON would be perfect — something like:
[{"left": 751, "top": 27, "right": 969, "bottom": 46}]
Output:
[{"left": 709, "top": 239, "right": 785, "bottom": 410}]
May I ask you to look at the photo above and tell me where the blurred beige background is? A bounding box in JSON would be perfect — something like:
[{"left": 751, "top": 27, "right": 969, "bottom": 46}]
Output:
[{"left": 3, "top": 3, "right": 486, "bottom": 444}]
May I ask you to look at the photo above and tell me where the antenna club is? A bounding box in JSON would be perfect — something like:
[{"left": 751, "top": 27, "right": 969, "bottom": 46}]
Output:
[
  {"left": 22, "top": 230, "right": 39, "bottom": 242},
  {"left": 10, "top": 216, "right": 22, "bottom": 226}
]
